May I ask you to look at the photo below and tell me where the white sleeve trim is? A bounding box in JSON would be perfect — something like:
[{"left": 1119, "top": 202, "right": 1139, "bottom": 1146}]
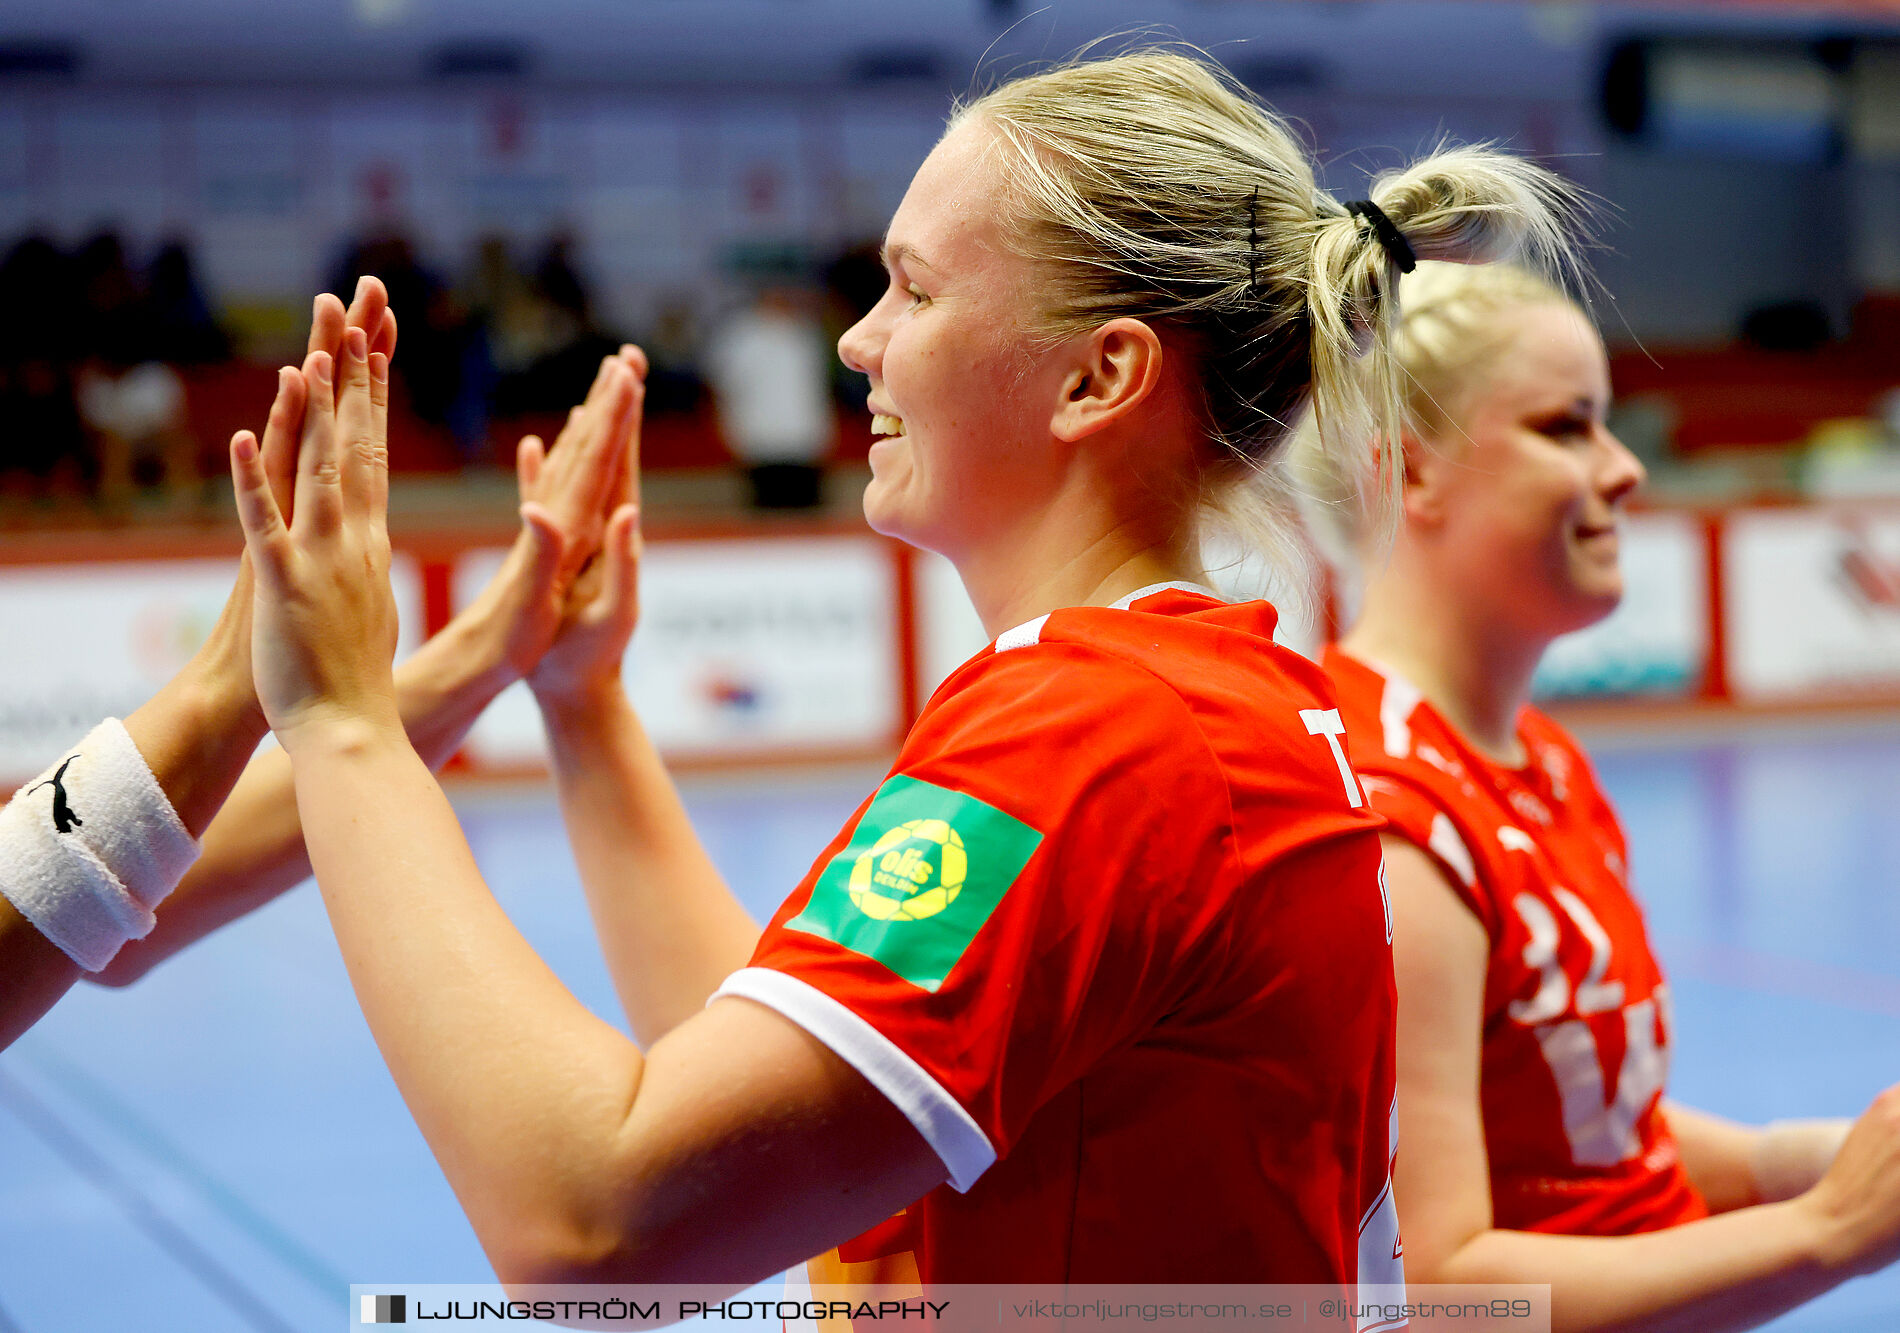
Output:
[
  {"left": 994, "top": 583, "right": 1223, "bottom": 652},
  {"left": 712, "top": 966, "right": 997, "bottom": 1193}
]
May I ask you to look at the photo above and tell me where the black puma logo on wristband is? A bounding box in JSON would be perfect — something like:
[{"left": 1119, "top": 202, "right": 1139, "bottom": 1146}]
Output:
[{"left": 28, "top": 756, "right": 83, "bottom": 834}]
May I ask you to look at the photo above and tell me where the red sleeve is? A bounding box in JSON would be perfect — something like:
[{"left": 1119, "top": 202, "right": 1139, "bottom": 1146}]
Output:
[
  {"left": 1358, "top": 769, "right": 1502, "bottom": 942},
  {"left": 716, "top": 643, "right": 1236, "bottom": 1189}
]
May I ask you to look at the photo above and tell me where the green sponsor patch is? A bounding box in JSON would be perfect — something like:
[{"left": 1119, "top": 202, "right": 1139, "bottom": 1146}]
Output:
[{"left": 787, "top": 774, "right": 1043, "bottom": 992}]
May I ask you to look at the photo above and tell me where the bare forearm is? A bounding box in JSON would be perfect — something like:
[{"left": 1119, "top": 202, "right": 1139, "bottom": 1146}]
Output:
[
  {"left": 102, "top": 602, "right": 524, "bottom": 984},
  {"left": 123, "top": 655, "right": 271, "bottom": 838},
  {"left": 289, "top": 722, "right": 645, "bottom": 1277},
  {"left": 1666, "top": 1101, "right": 1766, "bottom": 1213},
  {"left": 536, "top": 685, "right": 759, "bottom": 1046},
  {"left": 391, "top": 601, "right": 521, "bottom": 770},
  {"left": 0, "top": 894, "right": 81, "bottom": 1048},
  {"left": 1440, "top": 1202, "right": 1838, "bottom": 1333},
  {"left": 96, "top": 747, "right": 299, "bottom": 984}
]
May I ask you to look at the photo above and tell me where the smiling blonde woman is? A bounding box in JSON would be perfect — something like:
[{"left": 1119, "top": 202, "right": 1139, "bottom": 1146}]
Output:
[
  {"left": 1314, "top": 260, "right": 1900, "bottom": 1331},
  {"left": 225, "top": 49, "right": 1575, "bottom": 1289}
]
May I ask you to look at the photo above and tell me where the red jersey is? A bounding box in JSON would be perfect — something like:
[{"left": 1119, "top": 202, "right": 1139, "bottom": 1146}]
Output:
[
  {"left": 1323, "top": 649, "right": 1707, "bottom": 1236},
  {"left": 719, "top": 586, "right": 1403, "bottom": 1295}
]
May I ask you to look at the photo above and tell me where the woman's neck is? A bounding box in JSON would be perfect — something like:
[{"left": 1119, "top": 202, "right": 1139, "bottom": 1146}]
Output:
[
  {"left": 1341, "top": 558, "right": 1550, "bottom": 766},
  {"left": 954, "top": 497, "right": 1202, "bottom": 639}
]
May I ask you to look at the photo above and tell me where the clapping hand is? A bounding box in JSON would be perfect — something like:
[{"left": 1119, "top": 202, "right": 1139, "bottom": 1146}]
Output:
[
  {"left": 199, "top": 279, "right": 398, "bottom": 728},
  {"left": 228, "top": 318, "right": 400, "bottom": 749},
  {"left": 455, "top": 347, "right": 647, "bottom": 685},
  {"left": 242, "top": 278, "right": 398, "bottom": 520},
  {"left": 523, "top": 350, "right": 646, "bottom": 705}
]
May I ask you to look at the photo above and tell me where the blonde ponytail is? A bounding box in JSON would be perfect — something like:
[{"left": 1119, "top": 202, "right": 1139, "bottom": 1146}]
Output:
[{"left": 1305, "top": 147, "right": 1585, "bottom": 553}]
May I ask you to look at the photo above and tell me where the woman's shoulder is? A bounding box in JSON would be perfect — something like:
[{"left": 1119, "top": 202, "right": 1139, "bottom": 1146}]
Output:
[
  {"left": 1318, "top": 646, "right": 1470, "bottom": 780},
  {"left": 919, "top": 617, "right": 1218, "bottom": 761},
  {"left": 928, "top": 595, "right": 1344, "bottom": 752},
  {"left": 905, "top": 608, "right": 1382, "bottom": 860}
]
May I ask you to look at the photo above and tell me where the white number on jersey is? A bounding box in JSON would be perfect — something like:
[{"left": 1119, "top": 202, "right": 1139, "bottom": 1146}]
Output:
[
  {"left": 1506, "top": 891, "right": 1669, "bottom": 1167},
  {"left": 1554, "top": 886, "right": 1626, "bottom": 1016}
]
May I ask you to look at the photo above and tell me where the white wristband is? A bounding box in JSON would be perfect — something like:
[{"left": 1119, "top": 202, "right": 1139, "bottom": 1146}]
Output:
[
  {"left": 0, "top": 719, "right": 201, "bottom": 971},
  {"left": 1751, "top": 1117, "right": 1852, "bottom": 1204}
]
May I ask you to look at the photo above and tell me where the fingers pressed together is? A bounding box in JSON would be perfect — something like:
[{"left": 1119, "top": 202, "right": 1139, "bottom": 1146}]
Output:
[
  {"left": 515, "top": 345, "right": 648, "bottom": 584},
  {"left": 224, "top": 283, "right": 651, "bottom": 725},
  {"left": 226, "top": 279, "right": 404, "bottom": 740},
  {"left": 230, "top": 317, "right": 389, "bottom": 558},
  {"left": 232, "top": 276, "right": 398, "bottom": 529}
]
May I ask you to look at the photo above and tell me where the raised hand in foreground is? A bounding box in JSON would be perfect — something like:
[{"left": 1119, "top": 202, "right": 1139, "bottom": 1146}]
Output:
[
  {"left": 99, "top": 330, "right": 648, "bottom": 983},
  {"left": 468, "top": 345, "right": 646, "bottom": 687},
  {"left": 222, "top": 275, "right": 935, "bottom": 1293},
  {"left": 230, "top": 323, "right": 400, "bottom": 746},
  {"left": 0, "top": 279, "right": 395, "bottom": 1033}
]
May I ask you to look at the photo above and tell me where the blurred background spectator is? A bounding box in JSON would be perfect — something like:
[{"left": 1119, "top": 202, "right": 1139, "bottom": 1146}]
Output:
[
  {"left": 72, "top": 232, "right": 193, "bottom": 512},
  {"left": 704, "top": 281, "right": 834, "bottom": 509},
  {"left": 2, "top": 230, "right": 224, "bottom": 513},
  {"left": 0, "top": 235, "right": 87, "bottom": 502}
]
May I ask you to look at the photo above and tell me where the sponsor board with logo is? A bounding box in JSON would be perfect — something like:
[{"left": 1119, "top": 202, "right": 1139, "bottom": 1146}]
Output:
[
  {"left": 459, "top": 535, "right": 901, "bottom": 764},
  {"left": 4, "top": 502, "right": 1896, "bottom": 791},
  {"left": 1533, "top": 511, "right": 1708, "bottom": 700},
  {"left": 0, "top": 557, "right": 425, "bottom": 786},
  {"left": 1725, "top": 508, "right": 1900, "bottom": 700}
]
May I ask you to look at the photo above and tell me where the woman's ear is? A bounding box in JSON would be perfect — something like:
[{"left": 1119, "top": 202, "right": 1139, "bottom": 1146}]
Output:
[
  {"left": 1050, "top": 318, "right": 1165, "bottom": 443},
  {"left": 1398, "top": 432, "right": 1449, "bottom": 529}
]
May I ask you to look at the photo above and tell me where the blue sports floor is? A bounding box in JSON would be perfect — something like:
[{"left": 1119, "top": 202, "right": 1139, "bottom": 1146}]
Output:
[{"left": 2, "top": 723, "right": 1898, "bottom": 1331}]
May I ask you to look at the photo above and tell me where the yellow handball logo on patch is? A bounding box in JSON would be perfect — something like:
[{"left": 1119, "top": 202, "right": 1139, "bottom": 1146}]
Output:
[{"left": 848, "top": 819, "right": 967, "bottom": 922}]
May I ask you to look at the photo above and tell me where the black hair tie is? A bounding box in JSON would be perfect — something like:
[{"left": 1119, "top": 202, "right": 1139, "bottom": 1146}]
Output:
[
  {"left": 1246, "top": 186, "right": 1261, "bottom": 295},
  {"left": 1344, "top": 199, "right": 1417, "bottom": 274}
]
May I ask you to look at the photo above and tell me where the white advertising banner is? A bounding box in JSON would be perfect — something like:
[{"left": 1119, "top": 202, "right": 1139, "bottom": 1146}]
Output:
[
  {"left": 1533, "top": 512, "right": 1709, "bottom": 700},
  {"left": 1726, "top": 508, "right": 1900, "bottom": 699},
  {"left": 460, "top": 535, "right": 900, "bottom": 763},
  {"left": 0, "top": 556, "right": 426, "bottom": 785}
]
